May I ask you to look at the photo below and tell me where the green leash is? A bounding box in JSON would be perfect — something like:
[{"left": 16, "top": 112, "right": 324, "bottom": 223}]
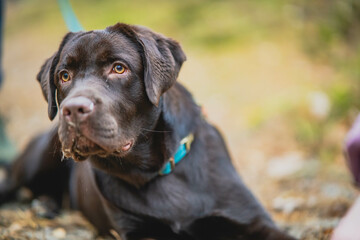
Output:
[{"left": 57, "top": 0, "right": 84, "bottom": 32}]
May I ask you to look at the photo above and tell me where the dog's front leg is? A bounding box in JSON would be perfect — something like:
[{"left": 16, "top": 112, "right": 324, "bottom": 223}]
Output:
[{"left": 0, "top": 127, "right": 67, "bottom": 210}]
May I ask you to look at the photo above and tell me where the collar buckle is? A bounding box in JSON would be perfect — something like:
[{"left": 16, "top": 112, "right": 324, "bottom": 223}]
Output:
[
  {"left": 180, "top": 133, "right": 194, "bottom": 151},
  {"left": 169, "top": 157, "right": 175, "bottom": 171}
]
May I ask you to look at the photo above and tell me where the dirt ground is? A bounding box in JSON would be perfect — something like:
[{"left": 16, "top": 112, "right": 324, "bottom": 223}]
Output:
[
  {"left": 0, "top": 122, "right": 356, "bottom": 239},
  {"left": 0, "top": 2, "right": 359, "bottom": 239}
]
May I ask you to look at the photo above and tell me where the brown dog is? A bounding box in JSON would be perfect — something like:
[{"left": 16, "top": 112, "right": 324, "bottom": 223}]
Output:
[{"left": 0, "top": 23, "right": 295, "bottom": 240}]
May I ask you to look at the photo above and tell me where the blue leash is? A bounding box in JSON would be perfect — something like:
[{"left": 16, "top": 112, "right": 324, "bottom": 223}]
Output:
[{"left": 57, "top": 0, "right": 84, "bottom": 32}]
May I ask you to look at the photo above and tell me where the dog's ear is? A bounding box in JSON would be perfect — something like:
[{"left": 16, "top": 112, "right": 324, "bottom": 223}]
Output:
[
  {"left": 37, "top": 53, "right": 56, "bottom": 106},
  {"left": 36, "top": 32, "right": 78, "bottom": 120},
  {"left": 135, "top": 26, "right": 186, "bottom": 106},
  {"left": 107, "top": 24, "right": 186, "bottom": 106}
]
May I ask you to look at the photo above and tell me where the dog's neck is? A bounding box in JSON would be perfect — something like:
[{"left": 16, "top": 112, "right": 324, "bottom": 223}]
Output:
[{"left": 90, "top": 83, "right": 201, "bottom": 187}]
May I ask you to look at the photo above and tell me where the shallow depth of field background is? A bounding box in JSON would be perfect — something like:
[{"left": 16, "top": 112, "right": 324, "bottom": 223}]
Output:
[{"left": 0, "top": 0, "right": 360, "bottom": 239}]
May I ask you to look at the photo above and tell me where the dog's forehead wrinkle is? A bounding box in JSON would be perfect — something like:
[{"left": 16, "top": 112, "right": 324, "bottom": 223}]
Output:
[
  {"left": 62, "top": 32, "right": 104, "bottom": 58},
  {"left": 60, "top": 31, "right": 142, "bottom": 71},
  {"left": 103, "top": 31, "right": 142, "bottom": 64}
]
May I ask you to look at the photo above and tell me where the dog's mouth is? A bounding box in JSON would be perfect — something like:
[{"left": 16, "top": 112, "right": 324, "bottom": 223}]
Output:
[
  {"left": 61, "top": 134, "right": 134, "bottom": 162},
  {"left": 58, "top": 109, "right": 135, "bottom": 161},
  {"left": 62, "top": 135, "right": 103, "bottom": 161}
]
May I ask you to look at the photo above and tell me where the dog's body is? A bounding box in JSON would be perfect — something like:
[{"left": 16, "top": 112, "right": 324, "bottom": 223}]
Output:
[{"left": 0, "top": 23, "right": 294, "bottom": 240}]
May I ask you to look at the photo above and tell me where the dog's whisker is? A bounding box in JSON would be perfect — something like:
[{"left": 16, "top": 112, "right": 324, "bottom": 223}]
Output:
[
  {"left": 139, "top": 131, "right": 149, "bottom": 141},
  {"left": 140, "top": 128, "right": 171, "bottom": 133}
]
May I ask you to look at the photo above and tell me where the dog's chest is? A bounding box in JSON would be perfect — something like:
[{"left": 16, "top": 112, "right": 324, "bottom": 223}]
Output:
[{"left": 95, "top": 171, "right": 214, "bottom": 234}]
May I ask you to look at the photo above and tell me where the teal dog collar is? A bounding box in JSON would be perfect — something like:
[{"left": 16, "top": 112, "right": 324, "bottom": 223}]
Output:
[{"left": 159, "top": 133, "right": 194, "bottom": 175}]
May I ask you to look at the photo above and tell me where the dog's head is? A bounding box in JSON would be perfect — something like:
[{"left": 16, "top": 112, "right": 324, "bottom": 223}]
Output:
[{"left": 37, "top": 23, "right": 186, "bottom": 161}]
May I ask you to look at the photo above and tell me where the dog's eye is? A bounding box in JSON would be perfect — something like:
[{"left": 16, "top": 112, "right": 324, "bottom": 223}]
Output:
[
  {"left": 113, "top": 64, "right": 126, "bottom": 74},
  {"left": 60, "top": 71, "right": 71, "bottom": 83}
]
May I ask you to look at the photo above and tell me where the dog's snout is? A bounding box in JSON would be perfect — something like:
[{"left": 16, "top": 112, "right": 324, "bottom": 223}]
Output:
[{"left": 62, "top": 97, "right": 94, "bottom": 123}]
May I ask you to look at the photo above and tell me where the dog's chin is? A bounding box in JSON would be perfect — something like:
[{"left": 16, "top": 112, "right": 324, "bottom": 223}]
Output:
[
  {"left": 61, "top": 136, "right": 104, "bottom": 161},
  {"left": 61, "top": 135, "right": 134, "bottom": 162}
]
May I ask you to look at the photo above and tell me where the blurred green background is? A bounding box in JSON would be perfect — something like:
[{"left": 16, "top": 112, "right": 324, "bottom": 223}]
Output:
[{"left": 2, "top": 0, "right": 360, "bottom": 164}]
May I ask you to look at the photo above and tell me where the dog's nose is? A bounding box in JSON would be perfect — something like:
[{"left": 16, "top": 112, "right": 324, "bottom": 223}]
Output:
[{"left": 62, "top": 97, "right": 94, "bottom": 123}]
